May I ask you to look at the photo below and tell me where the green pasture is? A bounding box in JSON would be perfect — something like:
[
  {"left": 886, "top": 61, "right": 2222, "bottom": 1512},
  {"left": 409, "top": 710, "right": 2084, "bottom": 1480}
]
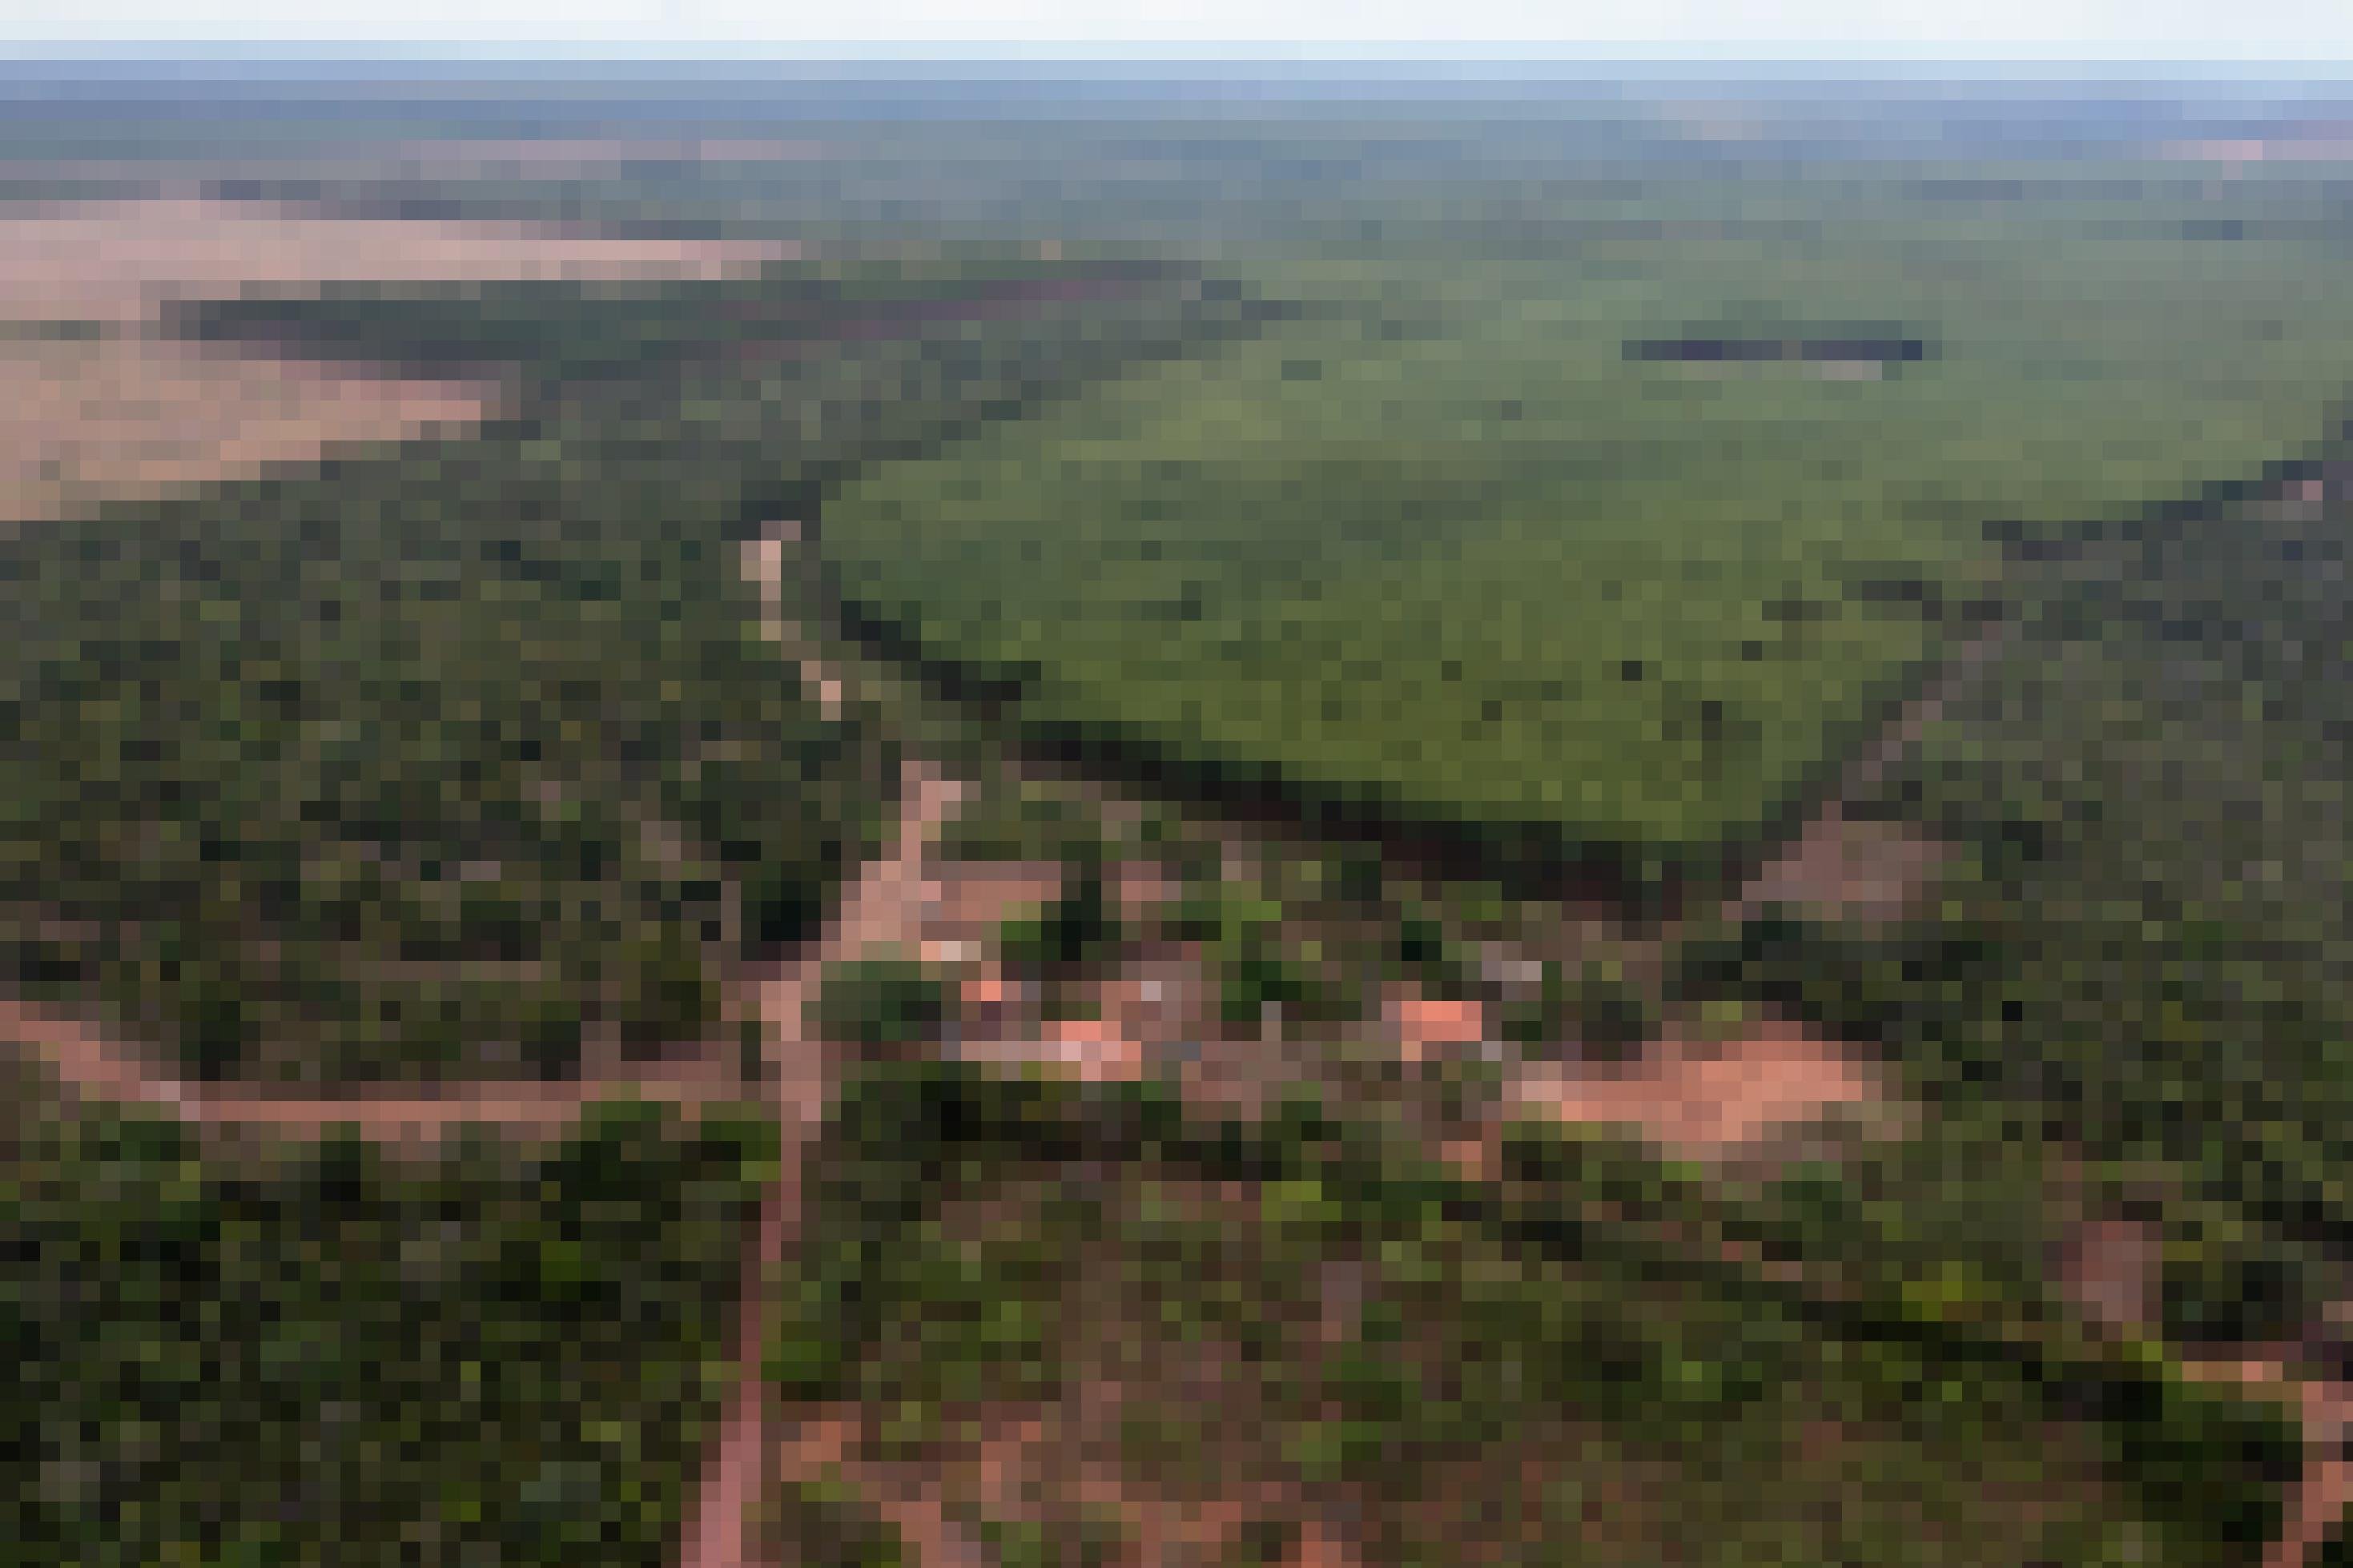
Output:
[{"left": 823, "top": 171, "right": 2353, "bottom": 862}]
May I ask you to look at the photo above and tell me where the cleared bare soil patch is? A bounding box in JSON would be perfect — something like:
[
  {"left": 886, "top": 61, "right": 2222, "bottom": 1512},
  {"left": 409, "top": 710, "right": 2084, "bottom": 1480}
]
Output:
[
  {"left": 0, "top": 195, "right": 795, "bottom": 525},
  {"left": 1731, "top": 810, "right": 1952, "bottom": 925},
  {"left": 0, "top": 196, "right": 793, "bottom": 327},
  {"left": 0, "top": 336, "right": 494, "bottom": 522},
  {"left": 1509, "top": 1015, "right": 1896, "bottom": 1164}
]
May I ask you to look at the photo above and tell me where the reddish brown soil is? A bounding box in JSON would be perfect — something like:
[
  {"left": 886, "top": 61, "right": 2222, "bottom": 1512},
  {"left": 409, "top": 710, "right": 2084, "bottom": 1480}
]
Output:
[
  {"left": 1731, "top": 810, "right": 1952, "bottom": 926},
  {"left": 2047, "top": 1191, "right": 2353, "bottom": 1568},
  {"left": 681, "top": 525, "right": 970, "bottom": 1568},
  {"left": 1506, "top": 1015, "right": 1892, "bottom": 1164},
  {"left": 2053, "top": 1215, "right": 2164, "bottom": 1339},
  {"left": 1, "top": 995, "right": 745, "bottom": 1149},
  {"left": 1386, "top": 989, "right": 1489, "bottom": 1067}
]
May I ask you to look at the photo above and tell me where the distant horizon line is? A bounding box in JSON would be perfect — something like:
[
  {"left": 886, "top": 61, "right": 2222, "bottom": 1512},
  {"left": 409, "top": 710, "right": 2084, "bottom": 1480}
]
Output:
[{"left": 3, "top": 47, "right": 2353, "bottom": 76}]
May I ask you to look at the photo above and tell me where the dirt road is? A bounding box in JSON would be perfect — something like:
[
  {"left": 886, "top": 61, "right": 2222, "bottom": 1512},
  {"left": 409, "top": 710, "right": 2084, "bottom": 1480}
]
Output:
[
  {"left": 4, "top": 989, "right": 769, "bottom": 1140},
  {"left": 677, "top": 532, "right": 969, "bottom": 1568},
  {"left": 676, "top": 755, "right": 964, "bottom": 1568}
]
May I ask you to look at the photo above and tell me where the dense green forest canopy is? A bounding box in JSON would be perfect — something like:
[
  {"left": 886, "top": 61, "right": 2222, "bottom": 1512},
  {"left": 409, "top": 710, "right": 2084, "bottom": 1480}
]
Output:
[
  {"left": 0, "top": 428, "right": 869, "bottom": 1081},
  {"left": 160, "top": 255, "right": 1209, "bottom": 385},
  {"left": 1, "top": 1067, "right": 769, "bottom": 1565}
]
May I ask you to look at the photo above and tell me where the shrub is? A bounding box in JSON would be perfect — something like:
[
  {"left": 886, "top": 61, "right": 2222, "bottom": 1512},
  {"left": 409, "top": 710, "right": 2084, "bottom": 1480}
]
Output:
[
  {"left": 815, "top": 957, "right": 952, "bottom": 1050},
  {"left": 617, "top": 931, "right": 721, "bottom": 1055},
  {"left": 520, "top": 992, "right": 589, "bottom": 1081},
  {"left": 996, "top": 862, "right": 1124, "bottom": 975},
  {"left": 2157, "top": 1224, "right": 2323, "bottom": 1349},
  {"left": 1215, "top": 923, "right": 1362, "bottom": 1029},
  {"left": 765, "top": 1478, "right": 907, "bottom": 1568},
  {"left": 1500, "top": 962, "right": 1659, "bottom": 1063},
  {"left": 1390, "top": 905, "right": 1478, "bottom": 999}
]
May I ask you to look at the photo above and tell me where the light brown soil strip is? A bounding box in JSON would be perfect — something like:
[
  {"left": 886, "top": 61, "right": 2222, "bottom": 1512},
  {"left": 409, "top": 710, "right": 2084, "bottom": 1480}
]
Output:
[
  {"left": 1506, "top": 1015, "right": 1895, "bottom": 1166},
  {"left": 2053, "top": 1200, "right": 2353, "bottom": 1568},
  {"left": 1722, "top": 619, "right": 2013, "bottom": 931},
  {"left": 0, "top": 992, "right": 749, "bottom": 1146},
  {"left": 0, "top": 196, "right": 794, "bottom": 328},
  {"left": 0, "top": 336, "right": 498, "bottom": 525}
]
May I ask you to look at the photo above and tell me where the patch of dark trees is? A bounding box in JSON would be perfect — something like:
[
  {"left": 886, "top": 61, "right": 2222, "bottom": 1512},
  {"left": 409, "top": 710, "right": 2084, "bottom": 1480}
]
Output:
[{"left": 1623, "top": 333, "right": 1931, "bottom": 366}]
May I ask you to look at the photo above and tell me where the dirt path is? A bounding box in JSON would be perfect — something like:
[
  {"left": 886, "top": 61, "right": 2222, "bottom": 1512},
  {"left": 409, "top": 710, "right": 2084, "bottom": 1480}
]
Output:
[
  {"left": 3, "top": 994, "right": 750, "bottom": 1143},
  {"left": 676, "top": 754, "right": 963, "bottom": 1568},
  {"left": 677, "top": 530, "right": 969, "bottom": 1568},
  {"left": 2056, "top": 1200, "right": 2353, "bottom": 1568}
]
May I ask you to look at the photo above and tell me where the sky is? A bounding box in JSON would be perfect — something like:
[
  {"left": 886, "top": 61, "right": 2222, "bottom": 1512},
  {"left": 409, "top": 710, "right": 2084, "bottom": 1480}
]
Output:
[{"left": 5, "top": 0, "right": 2353, "bottom": 66}]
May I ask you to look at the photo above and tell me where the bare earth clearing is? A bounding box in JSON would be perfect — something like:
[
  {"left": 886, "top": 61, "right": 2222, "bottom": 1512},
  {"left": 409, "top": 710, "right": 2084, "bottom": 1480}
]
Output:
[
  {"left": 0, "top": 197, "right": 792, "bottom": 327},
  {"left": 1509, "top": 1018, "right": 1897, "bottom": 1164},
  {"left": 0, "top": 195, "right": 792, "bottom": 524},
  {"left": 0, "top": 336, "right": 495, "bottom": 523}
]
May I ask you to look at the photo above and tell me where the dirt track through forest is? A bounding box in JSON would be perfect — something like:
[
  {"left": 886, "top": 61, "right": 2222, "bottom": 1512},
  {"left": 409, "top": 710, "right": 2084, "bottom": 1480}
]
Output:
[
  {"left": 2, "top": 523, "right": 963, "bottom": 1568},
  {"left": 9, "top": 465, "right": 2349, "bottom": 1561},
  {"left": 675, "top": 754, "right": 963, "bottom": 1568},
  {"left": 674, "top": 531, "right": 970, "bottom": 1568}
]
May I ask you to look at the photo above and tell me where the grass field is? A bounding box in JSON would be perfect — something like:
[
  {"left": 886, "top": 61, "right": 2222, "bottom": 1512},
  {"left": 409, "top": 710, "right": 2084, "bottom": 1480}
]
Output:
[{"left": 822, "top": 168, "right": 2353, "bottom": 871}]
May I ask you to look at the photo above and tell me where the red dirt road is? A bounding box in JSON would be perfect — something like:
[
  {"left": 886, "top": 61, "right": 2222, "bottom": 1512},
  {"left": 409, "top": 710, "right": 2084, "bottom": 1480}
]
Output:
[
  {"left": 2, "top": 995, "right": 743, "bottom": 1145},
  {"left": 678, "top": 533, "right": 970, "bottom": 1568},
  {"left": 675, "top": 757, "right": 964, "bottom": 1568}
]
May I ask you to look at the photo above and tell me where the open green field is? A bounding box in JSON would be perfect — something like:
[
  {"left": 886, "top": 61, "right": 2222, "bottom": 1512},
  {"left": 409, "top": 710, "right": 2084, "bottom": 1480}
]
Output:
[{"left": 822, "top": 167, "right": 2353, "bottom": 870}]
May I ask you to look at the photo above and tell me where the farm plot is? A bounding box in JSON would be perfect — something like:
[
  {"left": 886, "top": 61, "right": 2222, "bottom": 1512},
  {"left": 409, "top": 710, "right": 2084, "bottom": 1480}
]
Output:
[
  {"left": 0, "top": 196, "right": 790, "bottom": 329},
  {"left": 821, "top": 171, "right": 2353, "bottom": 878},
  {"left": 0, "top": 335, "right": 494, "bottom": 525}
]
